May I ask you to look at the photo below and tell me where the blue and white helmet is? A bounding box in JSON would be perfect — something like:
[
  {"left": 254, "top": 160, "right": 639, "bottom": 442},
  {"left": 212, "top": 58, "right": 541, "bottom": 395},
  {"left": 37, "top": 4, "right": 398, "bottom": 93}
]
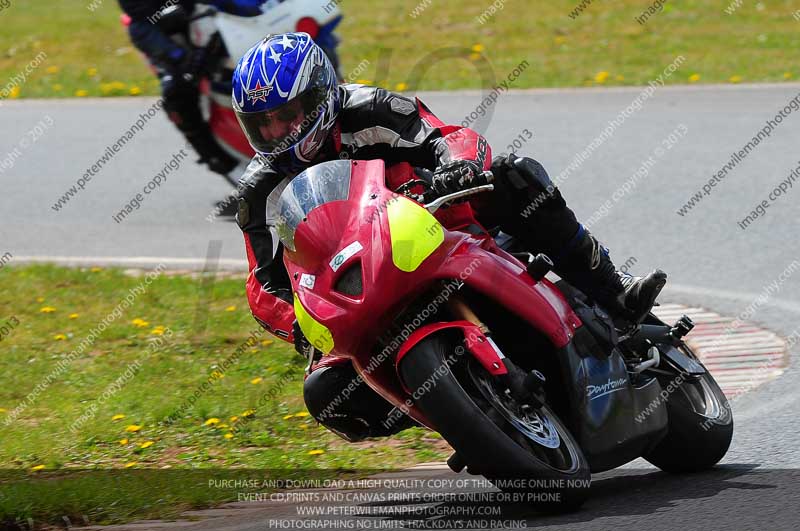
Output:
[{"left": 232, "top": 32, "right": 339, "bottom": 168}]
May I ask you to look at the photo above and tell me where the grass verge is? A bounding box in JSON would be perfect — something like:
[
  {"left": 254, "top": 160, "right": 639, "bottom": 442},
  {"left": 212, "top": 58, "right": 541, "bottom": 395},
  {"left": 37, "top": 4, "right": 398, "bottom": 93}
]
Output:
[
  {"left": 0, "top": 265, "right": 447, "bottom": 528},
  {"left": 0, "top": 0, "right": 798, "bottom": 99}
]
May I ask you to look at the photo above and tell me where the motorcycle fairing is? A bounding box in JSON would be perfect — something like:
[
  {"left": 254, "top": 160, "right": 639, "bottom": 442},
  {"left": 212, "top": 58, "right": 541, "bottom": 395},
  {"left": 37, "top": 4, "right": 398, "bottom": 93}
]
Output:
[
  {"left": 558, "top": 326, "right": 669, "bottom": 472},
  {"left": 394, "top": 321, "right": 509, "bottom": 391},
  {"left": 281, "top": 159, "right": 584, "bottom": 428}
]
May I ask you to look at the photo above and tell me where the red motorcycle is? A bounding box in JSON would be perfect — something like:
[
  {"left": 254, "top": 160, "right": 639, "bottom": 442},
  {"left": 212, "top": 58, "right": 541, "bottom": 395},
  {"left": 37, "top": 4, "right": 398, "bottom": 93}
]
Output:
[{"left": 274, "top": 159, "right": 733, "bottom": 509}]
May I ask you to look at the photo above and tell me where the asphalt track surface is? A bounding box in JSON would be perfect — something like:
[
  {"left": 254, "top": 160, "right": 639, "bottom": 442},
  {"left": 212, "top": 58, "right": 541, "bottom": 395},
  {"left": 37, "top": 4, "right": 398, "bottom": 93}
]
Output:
[{"left": 3, "top": 84, "right": 800, "bottom": 529}]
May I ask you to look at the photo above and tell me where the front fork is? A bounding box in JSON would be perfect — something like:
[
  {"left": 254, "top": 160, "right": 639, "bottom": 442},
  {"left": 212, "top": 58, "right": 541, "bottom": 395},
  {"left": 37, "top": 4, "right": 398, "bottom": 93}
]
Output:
[{"left": 446, "top": 295, "right": 547, "bottom": 405}]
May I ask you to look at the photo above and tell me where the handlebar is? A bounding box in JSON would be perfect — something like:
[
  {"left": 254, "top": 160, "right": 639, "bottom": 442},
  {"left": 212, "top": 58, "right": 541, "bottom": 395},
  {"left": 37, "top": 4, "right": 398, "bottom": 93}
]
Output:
[
  {"left": 419, "top": 170, "right": 495, "bottom": 210},
  {"left": 422, "top": 170, "right": 495, "bottom": 213}
]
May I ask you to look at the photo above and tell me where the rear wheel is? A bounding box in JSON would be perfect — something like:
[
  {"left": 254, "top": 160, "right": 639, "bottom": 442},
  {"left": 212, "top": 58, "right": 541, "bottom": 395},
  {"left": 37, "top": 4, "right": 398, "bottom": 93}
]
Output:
[
  {"left": 644, "top": 346, "right": 733, "bottom": 472},
  {"left": 398, "top": 331, "right": 590, "bottom": 511}
]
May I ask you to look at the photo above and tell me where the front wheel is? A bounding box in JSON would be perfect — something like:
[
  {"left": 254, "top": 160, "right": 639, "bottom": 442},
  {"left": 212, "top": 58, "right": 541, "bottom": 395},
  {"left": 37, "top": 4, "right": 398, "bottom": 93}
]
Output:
[
  {"left": 644, "top": 346, "right": 733, "bottom": 472},
  {"left": 398, "top": 331, "right": 590, "bottom": 511}
]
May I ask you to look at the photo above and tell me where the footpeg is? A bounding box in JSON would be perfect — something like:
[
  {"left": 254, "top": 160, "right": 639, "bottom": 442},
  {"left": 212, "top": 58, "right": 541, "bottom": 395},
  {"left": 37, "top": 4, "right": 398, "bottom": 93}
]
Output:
[
  {"left": 671, "top": 315, "right": 695, "bottom": 340},
  {"left": 631, "top": 345, "right": 661, "bottom": 373}
]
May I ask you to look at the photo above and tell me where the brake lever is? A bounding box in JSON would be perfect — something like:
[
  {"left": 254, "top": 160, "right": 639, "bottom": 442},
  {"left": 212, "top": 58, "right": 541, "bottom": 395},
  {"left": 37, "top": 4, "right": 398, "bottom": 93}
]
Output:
[
  {"left": 424, "top": 184, "right": 495, "bottom": 213},
  {"left": 421, "top": 170, "right": 495, "bottom": 212}
]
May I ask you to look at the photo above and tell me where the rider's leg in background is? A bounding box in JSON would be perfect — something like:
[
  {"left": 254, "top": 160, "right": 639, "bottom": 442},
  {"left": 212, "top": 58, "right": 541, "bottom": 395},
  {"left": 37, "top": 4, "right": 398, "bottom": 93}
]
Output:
[
  {"left": 303, "top": 360, "right": 416, "bottom": 442},
  {"left": 158, "top": 68, "right": 239, "bottom": 176},
  {"left": 481, "top": 154, "right": 665, "bottom": 322}
]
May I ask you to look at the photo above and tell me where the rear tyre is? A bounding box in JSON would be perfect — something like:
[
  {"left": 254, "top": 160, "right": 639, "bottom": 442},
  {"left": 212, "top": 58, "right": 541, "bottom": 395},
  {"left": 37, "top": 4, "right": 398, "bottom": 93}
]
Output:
[
  {"left": 398, "top": 331, "right": 590, "bottom": 511},
  {"left": 644, "top": 347, "right": 733, "bottom": 472}
]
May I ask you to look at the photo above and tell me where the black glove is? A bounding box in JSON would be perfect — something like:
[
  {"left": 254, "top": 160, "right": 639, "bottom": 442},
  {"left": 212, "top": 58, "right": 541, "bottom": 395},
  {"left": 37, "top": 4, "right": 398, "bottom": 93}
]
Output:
[
  {"left": 166, "top": 46, "right": 207, "bottom": 81},
  {"left": 292, "top": 320, "right": 314, "bottom": 358},
  {"left": 431, "top": 160, "right": 484, "bottom": 196}
]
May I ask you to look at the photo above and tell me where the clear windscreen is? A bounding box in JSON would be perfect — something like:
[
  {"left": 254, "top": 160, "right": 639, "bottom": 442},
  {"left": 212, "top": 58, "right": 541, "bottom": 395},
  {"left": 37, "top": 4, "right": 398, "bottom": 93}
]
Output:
[{"left": 273, "top": 160, "right": 352, "bottom": 251}]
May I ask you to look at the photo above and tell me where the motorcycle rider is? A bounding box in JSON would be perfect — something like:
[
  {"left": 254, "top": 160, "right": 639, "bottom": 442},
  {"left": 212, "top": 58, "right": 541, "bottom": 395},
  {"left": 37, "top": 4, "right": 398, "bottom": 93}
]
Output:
[
  {"left": 232, "top": 33, "right": 667, "bottom": 441},
  {"left": 118, "top": 0, "right": 265, "bottom": 177}
]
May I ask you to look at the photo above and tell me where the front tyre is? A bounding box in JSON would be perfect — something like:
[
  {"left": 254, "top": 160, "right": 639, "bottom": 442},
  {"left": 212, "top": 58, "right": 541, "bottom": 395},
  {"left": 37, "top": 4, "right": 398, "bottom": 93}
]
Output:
[
  {"left": 398, "top": 331, "right": 590, "bottom": 511},
  {"left": 645, "top": 346, "right": 733, "bottom": 472}
]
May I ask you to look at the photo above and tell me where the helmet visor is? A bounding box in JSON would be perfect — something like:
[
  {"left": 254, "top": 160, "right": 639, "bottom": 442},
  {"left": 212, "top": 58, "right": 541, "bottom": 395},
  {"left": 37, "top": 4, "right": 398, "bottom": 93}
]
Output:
[{"left": 237, "top": 84, "right": 329, "bottom": 154}]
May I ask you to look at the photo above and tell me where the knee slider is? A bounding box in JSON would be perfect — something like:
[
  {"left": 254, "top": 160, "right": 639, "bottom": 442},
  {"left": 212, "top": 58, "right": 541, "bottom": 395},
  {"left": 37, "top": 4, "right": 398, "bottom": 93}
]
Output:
[
  {"left": 492, "top": 155, "right": 563, "bottom": 207},
  {"left": 511, "top": 156, "right": 555, "bottom": 194}
]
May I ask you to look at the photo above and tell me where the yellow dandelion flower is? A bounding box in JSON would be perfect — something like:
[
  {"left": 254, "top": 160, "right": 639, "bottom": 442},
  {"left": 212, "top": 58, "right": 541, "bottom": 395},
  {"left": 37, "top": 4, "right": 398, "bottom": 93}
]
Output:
[
  {"left": 225, "top": 305, "right": 236, "bottom": 312},
  {"left": 784, "top": 72, "right": 793, "bottom": 80},
  {"left": 471, "top": 44, "right": 484, "bottom": 53},
  {"left": 129, "top": 86, "right": 142, "bottom": 96},
  {"left": 150, "top": 328, "right": 165, "bottom": 336},
  {"left": 394, "top": 82, "right": 408, "bottom": 92},
  {"left": 52, "top": 84, "right": 63, "bottom": 91},
  {"left": 594, "top": 71, "right": 610, "bottom": 84},
  {"left": 261, "top": 339, "right": 272, "bottom": 346},
  {"left": 9, "top": 86, "right": 20, "bottom": 99},
  {"left": 283, "top": 414, "right": 294, "bottom": 420},
  {"left": 112, "top": 414, "right": 125, "bottom": 421},
  {"left": 204, "top": 417, "right": 221, "bottom": 426},
  {"left": 224, "top": 432, "right": 234, "bottom": 439},
  {"left": 69, "top": 313, "right": 79, "bottom": 319},
  {"left": 210, "top": 370, "right": 224, "bottom": 380},
  {"left": 40, "top": 306, "right": 56, "bottom": 313},
  {"left": 53, "top": 334, "right": 67, "bottom": 341},
  {"left": 468, "top": 53, "right": 481, "bottom": 62},
  {"left": 230, "top": 415, "right": 239, "bottom": 422},
  {"left": 307, "top": 449, "right": 325, "bottom": 455},
  {"left": 46, "top": 66, "right": 60, "bottom": 74},
  {"left": 36, "top": 297, "right": 45, "bottom": 303},
  {"left": 241, "top": 409, "right": 255, "bottom": 418},
  {"left": 251, "top": 377, "right": 263, "bottom": 385},
  {"left": 0, "top": 408, "right": 6, "bottom": 413},
  {"left": 298, "top": 424, "right": 308, "bottom": 429},
  {"left": 217, "top": 423, "right": 229, "bottom": 429},
  {"left": 119, "top": 438, "right": 129, "bottom": 445},
  {"left": 31, "top": 464, "right": 46, "bottom": 471},
  {"left": 87, "top": 67, "right": 98, "bottom": 77},
  {"left": 124, "top": 461, "right": 138, "bottom": 468},
  {"left": 688, "top": 73, "right": 701, "bottom": 83},
  {"left": 125, "top": 424, "right": 142, "bottom": 432},
  {"left": 139, "top": 441, "right": 154, "bottom": 449},
  {"left": 294, "top": 411, "right": 310, "bottom": 418},
  {"left": 131, "top": 318, "right": 149, "bottom": 328},
  {"left": 729, "top": 75, "right": 742, "bottom": 83},
  {"left": 75, "top": 89, "right": 89, "bottom": 97},
  {"left": 355, "top": 79, "right": 372, "bottom": 85},
  {"left": 90, "top": 267, "right": 103, "bottom": 272}
]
